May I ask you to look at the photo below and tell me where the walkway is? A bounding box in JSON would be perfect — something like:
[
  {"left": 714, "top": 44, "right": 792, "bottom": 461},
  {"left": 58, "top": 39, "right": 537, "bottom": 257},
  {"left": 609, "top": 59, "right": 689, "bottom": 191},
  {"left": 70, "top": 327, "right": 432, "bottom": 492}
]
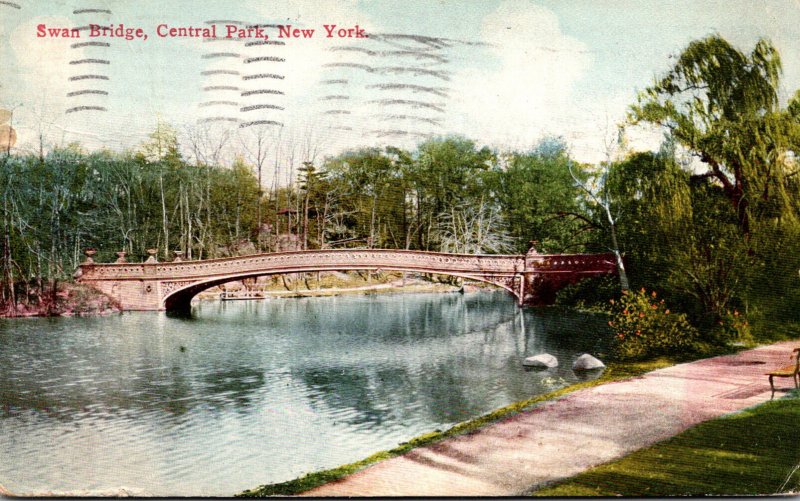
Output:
[{"left": 303, "top": 340, "right": 799, "bottom": 496}]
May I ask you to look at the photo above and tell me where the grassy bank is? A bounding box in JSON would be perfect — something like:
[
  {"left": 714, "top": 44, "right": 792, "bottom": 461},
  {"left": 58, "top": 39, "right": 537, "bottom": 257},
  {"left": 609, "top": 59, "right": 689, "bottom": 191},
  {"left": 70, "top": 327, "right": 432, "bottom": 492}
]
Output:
[
  {"left": 531, "top": 389, "right": 800, "bottom": 496},
  {"left": 237, "top": 357, "right": 701, "bottom": 497}
]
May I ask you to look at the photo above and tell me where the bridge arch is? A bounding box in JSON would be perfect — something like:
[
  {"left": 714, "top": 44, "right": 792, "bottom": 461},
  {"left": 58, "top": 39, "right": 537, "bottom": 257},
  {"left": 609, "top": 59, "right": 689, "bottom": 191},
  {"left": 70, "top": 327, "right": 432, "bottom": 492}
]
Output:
[{"left": 162, "top": 267, "right": 519, "bottom": 313}]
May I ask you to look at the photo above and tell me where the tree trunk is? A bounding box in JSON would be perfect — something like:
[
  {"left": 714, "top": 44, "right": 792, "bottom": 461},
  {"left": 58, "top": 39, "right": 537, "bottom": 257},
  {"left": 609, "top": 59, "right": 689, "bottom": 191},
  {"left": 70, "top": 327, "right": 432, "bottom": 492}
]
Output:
[
  {"left": 257, "top": 164, "right": 262, "bottom": 250},
  {"left": 159, "top": 169, "right": 169, "bottom": 260},
  {"left": 1, "top": 211, "right": 15, "bottom": 310},
  {"left": 369, "top": 194, "right": 378, "bottom": 248},
  {"left": 605, "top": 206, "right": 629, "bottom": 290},
  {"left": 302, "top": 193, "right": 309, "bottom": 250}
]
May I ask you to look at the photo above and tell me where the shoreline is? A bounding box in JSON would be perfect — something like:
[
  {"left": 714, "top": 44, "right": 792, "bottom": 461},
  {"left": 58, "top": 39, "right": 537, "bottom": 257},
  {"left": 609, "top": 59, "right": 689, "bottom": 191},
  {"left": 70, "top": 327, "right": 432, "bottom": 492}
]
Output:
[{"left": 0, "top": 282, "right": 121, "bottom": 319}]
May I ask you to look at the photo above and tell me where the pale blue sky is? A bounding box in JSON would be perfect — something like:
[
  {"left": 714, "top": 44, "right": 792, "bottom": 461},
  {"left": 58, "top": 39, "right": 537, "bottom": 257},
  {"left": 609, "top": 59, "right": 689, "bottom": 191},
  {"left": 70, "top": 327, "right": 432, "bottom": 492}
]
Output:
[{"left": 1, "top": 0, "right": 798, "bottom": 173}]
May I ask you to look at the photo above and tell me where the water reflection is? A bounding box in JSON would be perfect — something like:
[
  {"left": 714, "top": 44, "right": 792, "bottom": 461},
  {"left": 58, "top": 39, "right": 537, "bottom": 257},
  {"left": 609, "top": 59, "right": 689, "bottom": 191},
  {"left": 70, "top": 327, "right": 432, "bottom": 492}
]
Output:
[
  {"left": 203, "top": 367, "right": 266, "bottom": 410},
  {"left": 0, "top": 291, "right": 609, "bottom": 496}
]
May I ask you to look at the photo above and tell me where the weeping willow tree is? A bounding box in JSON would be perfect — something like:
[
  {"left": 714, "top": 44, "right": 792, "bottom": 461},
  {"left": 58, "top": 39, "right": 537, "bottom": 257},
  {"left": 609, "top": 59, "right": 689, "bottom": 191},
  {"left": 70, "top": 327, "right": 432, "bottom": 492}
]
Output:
[
  {"left": 628, "top": 35, "right": 800, "bottom": 332},
  {"left": 629, "top": 35, "right": 799, "bottom": 234}
]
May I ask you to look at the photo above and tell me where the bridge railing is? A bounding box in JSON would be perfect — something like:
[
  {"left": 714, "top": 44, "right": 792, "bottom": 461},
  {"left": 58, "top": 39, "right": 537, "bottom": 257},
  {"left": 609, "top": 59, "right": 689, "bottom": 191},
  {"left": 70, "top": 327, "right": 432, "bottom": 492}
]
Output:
[
  {"left": 77, "top": 249, "right": 526, "bottom": 281},
  {"left": 76, "top": 249, "right": 618, "bottom": 282},
  {"left": 529, "top": 253, "right": 617, "bottom": 271}
]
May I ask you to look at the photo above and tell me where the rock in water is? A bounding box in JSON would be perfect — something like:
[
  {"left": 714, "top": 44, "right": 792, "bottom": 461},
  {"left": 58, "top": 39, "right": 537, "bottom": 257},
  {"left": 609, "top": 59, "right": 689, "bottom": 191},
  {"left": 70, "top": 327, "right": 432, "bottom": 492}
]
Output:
[
  {"left": 573, "top": 354, "right": 606, "bottom": 370},
  {"left": 523, "top": 353, "right": 558, "bottom": 368}
]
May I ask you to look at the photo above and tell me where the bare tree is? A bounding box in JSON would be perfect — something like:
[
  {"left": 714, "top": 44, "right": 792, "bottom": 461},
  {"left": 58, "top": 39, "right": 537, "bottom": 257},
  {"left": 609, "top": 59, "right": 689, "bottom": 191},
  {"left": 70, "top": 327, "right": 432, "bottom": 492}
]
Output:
[
  {"left": 239, "top": 124, "right": 280, "bottom": 250},
  {"left": 14, "top": 97, "right": 59, "bottom": 161},
  {"left": 182, "top": 121, "right": 237, "bottom": 259},
  {"left": 0, "top": 104, "right": 19, "bottom": 310},
  {"left": 183, "top": 122, "right": 233, "bottom": 167},
  {"left": 568, "top": 123, "right": 630, "bottom": 290},
  {"left": 434, "top": 198, "right": 514, "bottom": 254}
]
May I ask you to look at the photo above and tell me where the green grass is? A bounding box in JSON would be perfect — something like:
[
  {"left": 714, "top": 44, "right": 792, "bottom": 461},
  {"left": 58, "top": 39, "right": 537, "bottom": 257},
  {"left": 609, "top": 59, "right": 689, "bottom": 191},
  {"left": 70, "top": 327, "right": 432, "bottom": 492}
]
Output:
[
  {"left": 236, "top": 358, "right": 678, "bottom": 497},
  {"left": 531, "top": 390, "right": 800, "bottom": 496}
]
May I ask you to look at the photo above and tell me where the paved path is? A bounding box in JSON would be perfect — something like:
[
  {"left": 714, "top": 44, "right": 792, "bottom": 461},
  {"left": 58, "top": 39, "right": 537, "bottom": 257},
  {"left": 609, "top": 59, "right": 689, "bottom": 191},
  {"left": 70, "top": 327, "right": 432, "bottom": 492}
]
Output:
[{"left": 304, "top": 340, "right": 799, "bottom": 496}]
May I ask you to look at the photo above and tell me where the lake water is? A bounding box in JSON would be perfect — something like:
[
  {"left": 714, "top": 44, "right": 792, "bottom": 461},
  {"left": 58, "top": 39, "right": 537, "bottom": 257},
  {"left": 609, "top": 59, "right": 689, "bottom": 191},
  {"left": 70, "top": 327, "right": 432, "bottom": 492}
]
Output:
[{"left": 0, "top": 291, "right": 609, "bottom": 496}]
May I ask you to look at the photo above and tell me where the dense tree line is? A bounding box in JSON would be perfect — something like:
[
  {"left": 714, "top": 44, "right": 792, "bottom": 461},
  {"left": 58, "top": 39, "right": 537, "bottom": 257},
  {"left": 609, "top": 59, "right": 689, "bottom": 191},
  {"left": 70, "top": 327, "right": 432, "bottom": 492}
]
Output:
[
  {"left": 0, "top": 125, "right": 587, "bottom": 308},
  {"left": 1, "top": 35, "right": 799, "bottom": 344}
]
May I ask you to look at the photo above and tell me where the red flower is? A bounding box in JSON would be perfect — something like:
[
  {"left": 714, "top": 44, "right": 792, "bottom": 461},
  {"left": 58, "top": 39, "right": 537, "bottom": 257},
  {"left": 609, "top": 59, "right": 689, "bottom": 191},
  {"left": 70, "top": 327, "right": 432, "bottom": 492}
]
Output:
[{"left": 639, "top": 312, "right": 645, "bottom": 318}]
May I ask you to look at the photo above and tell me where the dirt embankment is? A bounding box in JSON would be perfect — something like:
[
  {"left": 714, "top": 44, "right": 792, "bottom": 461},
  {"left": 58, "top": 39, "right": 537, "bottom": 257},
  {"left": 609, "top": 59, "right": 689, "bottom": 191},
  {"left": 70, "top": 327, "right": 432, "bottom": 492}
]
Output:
[
  {"left": 196, "top": 271, "right": 483, "bottom": 301},
  {"left": 1, "top": 282, "right": 121, "bottom": 318}
]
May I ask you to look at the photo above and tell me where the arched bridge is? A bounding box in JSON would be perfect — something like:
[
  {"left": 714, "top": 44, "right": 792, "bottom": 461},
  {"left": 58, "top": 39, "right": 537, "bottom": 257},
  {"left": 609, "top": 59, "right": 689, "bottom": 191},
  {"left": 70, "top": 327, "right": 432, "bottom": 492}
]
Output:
[{"left": 75, "top": 248, "right": 617, "bottom": 312}]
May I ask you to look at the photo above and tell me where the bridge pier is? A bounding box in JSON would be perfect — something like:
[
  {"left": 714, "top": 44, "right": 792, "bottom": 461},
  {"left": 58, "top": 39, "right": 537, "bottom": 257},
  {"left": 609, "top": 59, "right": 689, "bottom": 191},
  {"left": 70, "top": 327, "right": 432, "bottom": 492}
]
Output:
[
  {"left": 78, "top": 274, "right": 166, "bottom": 311},
  {"left": 518, "top": 273, "right": 559, "bottom": 306}
]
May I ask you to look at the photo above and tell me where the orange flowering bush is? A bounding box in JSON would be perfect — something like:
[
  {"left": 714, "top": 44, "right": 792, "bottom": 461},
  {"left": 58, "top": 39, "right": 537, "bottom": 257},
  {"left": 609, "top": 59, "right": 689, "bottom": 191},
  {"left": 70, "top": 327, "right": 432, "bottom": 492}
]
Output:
[
  {"left": 608, "top": 288, "right": 698, "bottom": 360},
  {"left": 713, "top": 309, "right": 752, "bottom": 344}
]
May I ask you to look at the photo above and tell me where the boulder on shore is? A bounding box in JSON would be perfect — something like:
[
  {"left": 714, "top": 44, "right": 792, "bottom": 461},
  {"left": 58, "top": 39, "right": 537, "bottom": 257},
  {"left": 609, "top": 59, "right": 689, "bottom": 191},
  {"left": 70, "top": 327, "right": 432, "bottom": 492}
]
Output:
[
  {"left": 573, "top": 353, "right": 606, "bottom": 370},
  {"left": 523, "top": 353, "right": 558, "bottom": 368}
]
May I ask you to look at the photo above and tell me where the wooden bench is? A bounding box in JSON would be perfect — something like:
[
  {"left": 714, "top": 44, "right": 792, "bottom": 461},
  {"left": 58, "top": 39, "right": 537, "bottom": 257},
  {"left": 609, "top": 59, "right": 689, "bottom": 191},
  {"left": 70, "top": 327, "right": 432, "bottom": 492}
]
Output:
[{"left": 766, "top": 348, "right": 800, "bottom": 398}]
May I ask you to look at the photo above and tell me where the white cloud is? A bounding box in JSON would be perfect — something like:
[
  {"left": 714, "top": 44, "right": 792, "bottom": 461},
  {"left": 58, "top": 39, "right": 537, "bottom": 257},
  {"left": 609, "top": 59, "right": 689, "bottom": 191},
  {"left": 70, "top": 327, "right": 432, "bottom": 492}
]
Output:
[{"left": 448, "top": 1, "right": 592, "bottom": 150}]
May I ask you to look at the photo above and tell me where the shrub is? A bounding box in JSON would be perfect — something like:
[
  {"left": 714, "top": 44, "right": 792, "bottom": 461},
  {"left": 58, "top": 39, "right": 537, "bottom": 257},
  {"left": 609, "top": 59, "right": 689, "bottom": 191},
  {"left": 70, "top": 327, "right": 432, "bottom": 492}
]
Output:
[
  {"left": 710, "top": 309, "right": 753, "bottom": 345},
  {"left": 608, "top": 288, "right": 699, "bottom": 360},
  {"left": 554, "top": 274, "right": 620, "bottom": 311}
]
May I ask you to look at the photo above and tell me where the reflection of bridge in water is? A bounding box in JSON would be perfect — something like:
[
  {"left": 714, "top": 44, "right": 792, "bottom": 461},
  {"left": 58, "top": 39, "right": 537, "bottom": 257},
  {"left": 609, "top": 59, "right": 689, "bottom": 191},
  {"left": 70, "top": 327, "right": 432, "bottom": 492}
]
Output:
[{"left": 75, "top": 248, "right": 617, "bottom": 312}]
